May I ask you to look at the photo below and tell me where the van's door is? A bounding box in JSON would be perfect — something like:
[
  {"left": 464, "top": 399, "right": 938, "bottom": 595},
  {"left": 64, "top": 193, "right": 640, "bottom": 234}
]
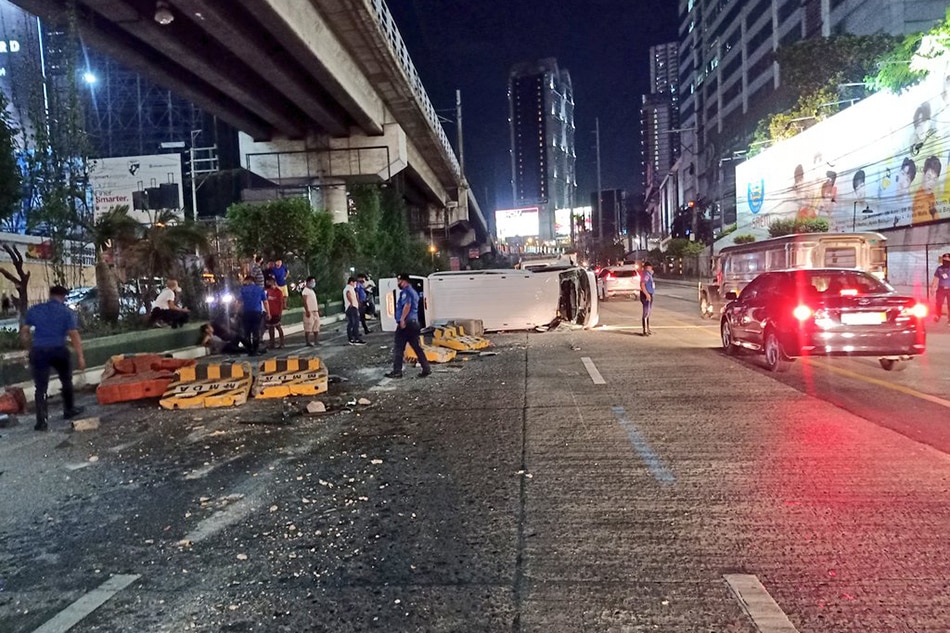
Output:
[{"left": 380, "top": 275, "right": 428, "bottom": 332}]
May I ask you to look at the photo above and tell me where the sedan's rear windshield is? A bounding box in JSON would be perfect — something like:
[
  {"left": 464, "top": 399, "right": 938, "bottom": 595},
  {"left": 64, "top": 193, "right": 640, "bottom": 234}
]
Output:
[
  {"left": 793, "top": 271, "right": 893, "bottom": 296},
  {"left": 610, "top": 270, "right": 639, "bottom": 278}
]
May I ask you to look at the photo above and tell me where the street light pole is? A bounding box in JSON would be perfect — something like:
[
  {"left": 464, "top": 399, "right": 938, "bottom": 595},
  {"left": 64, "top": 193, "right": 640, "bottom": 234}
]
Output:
[
  {"left": 595, "top": 117, "right": 603, "bottom": 245},
  {"left": 190, "top": 129, "right": 201, "bottom": 220},
  {"left": 852, "top": 201, "right": 874, "bottom": 231}
]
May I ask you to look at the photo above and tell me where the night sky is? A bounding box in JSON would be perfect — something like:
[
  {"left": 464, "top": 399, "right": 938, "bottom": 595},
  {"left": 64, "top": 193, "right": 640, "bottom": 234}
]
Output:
[{"left": 386, "top": 0, "right": 679, "bottom": 213}]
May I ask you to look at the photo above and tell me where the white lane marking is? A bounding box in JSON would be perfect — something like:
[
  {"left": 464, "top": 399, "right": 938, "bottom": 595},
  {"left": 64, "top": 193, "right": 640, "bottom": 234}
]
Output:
[
  {"left": 32, "top": 574, "right": 140, "bottom": 633},
  {"left": 724, "top": 574, "right": 799, "bottom": 633},
  {"left": 581, "top": 357, "right": 606, "bottom": 384}
]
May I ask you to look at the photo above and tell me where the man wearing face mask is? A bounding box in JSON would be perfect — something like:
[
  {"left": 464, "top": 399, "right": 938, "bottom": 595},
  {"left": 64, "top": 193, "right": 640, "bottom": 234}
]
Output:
[
  {"left": 932, "top": 253, "right": 950, "bottom": 324},
  {"left": 301, "top": 276, "right": 320, "bottom": 346},
  {"left": 384, "top": 273, "right": 431, "bottom": 379}
]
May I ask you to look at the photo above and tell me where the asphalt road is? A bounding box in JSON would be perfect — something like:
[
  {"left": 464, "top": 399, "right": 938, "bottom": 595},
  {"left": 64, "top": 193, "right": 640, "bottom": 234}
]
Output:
[{"left": 2, "top": 285, "right": 950, "bottom": 632}]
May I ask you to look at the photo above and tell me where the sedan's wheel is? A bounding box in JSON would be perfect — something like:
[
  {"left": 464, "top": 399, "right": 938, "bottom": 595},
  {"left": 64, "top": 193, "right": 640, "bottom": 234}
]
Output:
[
  {"left": 764, "top": 330, "right": 792, "bottom": 372},
  {"left": 879, "top": 358, "right": 907, "bottom": 371},
  {"left": 721, "top": 320, "right": 738, "bottom": 355}
]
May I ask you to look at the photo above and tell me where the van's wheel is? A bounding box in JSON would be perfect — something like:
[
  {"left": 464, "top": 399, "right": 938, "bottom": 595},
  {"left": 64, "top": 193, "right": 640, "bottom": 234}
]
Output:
[
  {"left": 721, "top": 320, "right": 739, "bottom": 356},
  {"left": 700, "top": 294, "right": 712, "bottom": 319},
  {"left": 764, "top": 329, "right": 792, "bottom": 372},
  {"left": 879, "top": 358, "right": 907, "bottom": 371}
]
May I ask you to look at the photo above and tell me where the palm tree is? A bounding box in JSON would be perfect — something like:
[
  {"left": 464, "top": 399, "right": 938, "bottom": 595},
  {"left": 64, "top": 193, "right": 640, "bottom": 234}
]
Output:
[
  {"left": 84, "top": 205, "right": 140, "bottom": 323},
  {"left": 125, "top": 209, "right": 210, "bottom": 307}
]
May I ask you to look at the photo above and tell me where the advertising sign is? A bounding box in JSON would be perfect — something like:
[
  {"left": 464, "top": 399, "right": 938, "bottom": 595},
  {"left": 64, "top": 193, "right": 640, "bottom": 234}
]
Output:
[
  {"left": 735, "top": 64, "right": 950, "bottom": 242},
  {"left": 88, "top": 154, "right": 184, "bottom": 223},
  {"left": 494, "top": 207, "right": 540, "bottom": 239}
]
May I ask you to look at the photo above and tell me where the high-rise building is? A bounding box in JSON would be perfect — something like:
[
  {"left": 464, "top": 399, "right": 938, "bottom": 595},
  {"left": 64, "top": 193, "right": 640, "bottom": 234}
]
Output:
[
  {"left": 674, "top": 0, "right": 947, "bottom": 234},
  {"left": 508, "top": 58, "right": 576, "bottom": 241},
  {"left": 641, "top": 42, "right": 680, "bottom": 194}
]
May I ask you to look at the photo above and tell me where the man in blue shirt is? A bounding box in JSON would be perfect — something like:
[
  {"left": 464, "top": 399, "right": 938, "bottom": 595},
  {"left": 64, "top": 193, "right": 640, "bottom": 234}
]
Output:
[
  {"left": 385, "top": 274, "right": 431, "bottom": 378},
  {"left": 270, "top": 258, "right": 289, "bottom": 308},
  {"left": 20, "top": 286, "right": 86, "bottom": 431},
  {"left": 639, "top": 262, "right": 656, "bottom": 336},
  {"left": 239, "top": 275, "right": 269, "bottom": 356}
]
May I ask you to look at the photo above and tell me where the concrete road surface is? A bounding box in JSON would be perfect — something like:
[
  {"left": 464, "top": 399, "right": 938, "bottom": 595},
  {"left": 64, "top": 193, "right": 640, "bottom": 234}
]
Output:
[{"left": 2, "top": 283, "right": 950, "bottom": 632}]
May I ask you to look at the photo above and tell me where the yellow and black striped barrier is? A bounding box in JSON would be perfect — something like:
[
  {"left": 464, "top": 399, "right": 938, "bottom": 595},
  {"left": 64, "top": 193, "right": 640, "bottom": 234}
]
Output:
[
  {"left": 159, "top": 362, "right": 253, "bottom": 409},
  {"left": 431, "top": 325, "right": 491, "bottom": 352},
  {"left": 404, "top": 336, "right": 457, "bottom": 364},
  {"left": 252, "top": 356, "right": 329, "bottom": 399}
]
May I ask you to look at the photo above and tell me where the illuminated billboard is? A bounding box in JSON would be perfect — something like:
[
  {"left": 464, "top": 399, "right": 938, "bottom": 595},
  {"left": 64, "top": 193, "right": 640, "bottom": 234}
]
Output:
[
  {"left": 494, "top": 206, "right": 540, "bottom": 239},
  {"left": 88, "top": 154, "right": 184, "bottom": 223},
  {"left": 735, "top": 64, "right": 950, "bottom": 244}
]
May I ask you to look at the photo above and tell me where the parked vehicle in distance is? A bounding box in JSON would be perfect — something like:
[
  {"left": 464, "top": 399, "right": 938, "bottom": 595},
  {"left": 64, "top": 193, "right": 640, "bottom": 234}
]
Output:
[
  {"left": 720, "top": 269, "right": 927, "bottom": 372},
  {"left": 597, "top": 264, "right": 641, "bottom": 301},
  {"left": 380, "top": 268, "right": 599, "bottom": 332},
  {"left": 700, "top": 232, "right": 888, "bottom": 319},
  {"left": 66, "top": 286, "right": 142, "bottom": 317}
]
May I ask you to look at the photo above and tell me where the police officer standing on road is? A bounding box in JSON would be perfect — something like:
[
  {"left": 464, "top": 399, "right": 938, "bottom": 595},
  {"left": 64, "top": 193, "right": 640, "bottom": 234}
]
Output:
[
  {"left": 20, "top": 285, "right": 86, "bottom": 431},
  {"left": 932, "top": 252, "right": 950, "bottom": 324},
  {"left": 639, "top": 262, "right": 655, "bottom": 336},
  {"left": 385, "top": 274, "right": 431, "bottom": 379}
]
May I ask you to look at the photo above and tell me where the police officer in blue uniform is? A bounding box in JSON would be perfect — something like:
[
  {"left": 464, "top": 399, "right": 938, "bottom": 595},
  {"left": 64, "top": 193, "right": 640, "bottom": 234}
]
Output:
[
  {"left": 384, "top": 274, "right": 431, "bottom": 379},
  {"left": 932, "top": 252, "right": 950, "bottom": 324},
  {"left": 20, "top": 286, "right": 86, "bottom": 431}
]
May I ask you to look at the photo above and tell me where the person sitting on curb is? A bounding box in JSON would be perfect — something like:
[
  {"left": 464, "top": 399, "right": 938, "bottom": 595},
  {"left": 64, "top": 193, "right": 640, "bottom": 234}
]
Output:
[{"left": 150, "top": 279, "right": 190, "bottom": 328}]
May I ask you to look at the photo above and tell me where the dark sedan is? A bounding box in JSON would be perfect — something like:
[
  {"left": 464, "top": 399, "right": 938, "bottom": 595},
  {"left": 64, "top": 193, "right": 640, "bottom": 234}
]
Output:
[{"left": 720, "top": 269, "right": 928, "bottom": 372}]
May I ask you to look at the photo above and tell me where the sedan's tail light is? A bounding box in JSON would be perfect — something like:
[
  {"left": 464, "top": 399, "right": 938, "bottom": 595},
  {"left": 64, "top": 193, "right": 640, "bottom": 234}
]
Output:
[
  {"left": 793, "top": 305, "right": 813, "bottom": 321},
  {"left": 900, "top": 303, "right": 928, "bottom": 318}
]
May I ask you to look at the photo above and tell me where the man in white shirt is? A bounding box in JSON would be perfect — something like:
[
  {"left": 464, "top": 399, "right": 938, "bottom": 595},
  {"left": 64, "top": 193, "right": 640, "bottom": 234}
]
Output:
[
  {"left": 150, "top": 279, "right": 189, "bottom": 328},
  {"left": 301, "top": 277, "right": 320, "bottom": 346},
  {"left": 343, "top": 277, "right": 365, "bottom": 345}
]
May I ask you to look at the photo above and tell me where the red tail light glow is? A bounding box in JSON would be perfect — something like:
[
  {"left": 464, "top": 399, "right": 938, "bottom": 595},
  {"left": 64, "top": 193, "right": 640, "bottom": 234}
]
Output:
[
  {"left": 793, "top": 305, "right": 813, "bottom": 321},
  {"left": 905, "top": 303, "right": 928, "bottom": 318}
]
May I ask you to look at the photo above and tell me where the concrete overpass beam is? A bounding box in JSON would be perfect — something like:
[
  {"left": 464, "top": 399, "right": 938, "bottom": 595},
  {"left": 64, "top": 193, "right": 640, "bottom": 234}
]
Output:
[{"left": 236, "top": 0, "right": 387, "bottom": 136}]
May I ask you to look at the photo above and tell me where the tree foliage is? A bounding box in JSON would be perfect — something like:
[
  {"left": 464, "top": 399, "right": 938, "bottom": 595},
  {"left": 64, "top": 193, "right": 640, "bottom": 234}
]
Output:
[
  {"left": 19, "top": 7, "right": 93, "bottom": 287},
  {"left": 768, "top": 217, "right": 829, "bottom": 237},
  {"left": 84, "top": 205, "right": 140, "bottom": 322},
  {"left": 733, "top": 234, "right": 756, "bottom": 244},
  {"left": 868, "top": 8, "right": 950, "bottom": 93},
  {"left": 226, "top": 197, "right": 318, "bottom": 260},
  {"left": 776, "top": 35, "right": 899, "bottom": 96}
]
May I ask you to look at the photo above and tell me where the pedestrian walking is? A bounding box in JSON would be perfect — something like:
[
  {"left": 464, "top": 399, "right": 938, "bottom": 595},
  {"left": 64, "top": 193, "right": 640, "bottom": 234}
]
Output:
[
  {"left": 239, "top": 275, "right": 269, "bottom": 356},
  {"left": 384, "top": 273, "right": 431, "bottom": 379},
  {"left": 265, "top": 277, "right": 285, "bottom": 349},
  {"left": 301, "top": 276, "right": 320, "bottom": 346},
  {"left": 20, "top": 285, "right": 86, "bottom": 431},
  {"left": 639, "top": 262, "right": 655, "bottom": 336},
  {"left": 149, "top": 279, "right": 190, "bottom": 328},
  {"left": 932, "top": 252, "right": 950, "bottom": 324},
  {"left": 344, "top": 277, "right": 366, "bottom": 345},
  {"left": 356, "top": 273, "right": 372, "bottom": 335}
]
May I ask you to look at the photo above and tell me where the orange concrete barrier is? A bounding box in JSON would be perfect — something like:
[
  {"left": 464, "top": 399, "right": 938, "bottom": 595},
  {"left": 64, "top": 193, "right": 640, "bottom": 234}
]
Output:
[{"left": 96, "top": 354, "right": 198, "bottom": 405}]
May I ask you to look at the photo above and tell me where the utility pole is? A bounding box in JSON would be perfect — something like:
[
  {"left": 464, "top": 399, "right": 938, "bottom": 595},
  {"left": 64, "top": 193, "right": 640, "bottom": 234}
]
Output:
[
  {"left": 456, "top": 89, "right": 464, "bottom": 174},
  {"left": 595, "top": 117, "right": 603, "bottom": 245}
]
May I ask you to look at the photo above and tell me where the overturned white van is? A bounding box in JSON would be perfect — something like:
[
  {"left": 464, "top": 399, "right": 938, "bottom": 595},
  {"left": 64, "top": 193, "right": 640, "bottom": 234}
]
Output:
[{"left": 380, "top": 268, "right": 599, "bottom": 332}]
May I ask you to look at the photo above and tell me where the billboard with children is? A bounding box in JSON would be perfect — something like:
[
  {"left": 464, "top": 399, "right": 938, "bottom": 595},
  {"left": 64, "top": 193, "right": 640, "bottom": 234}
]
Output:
[{"left": 735, "top": 55, "right": 950, "bottom": 243}]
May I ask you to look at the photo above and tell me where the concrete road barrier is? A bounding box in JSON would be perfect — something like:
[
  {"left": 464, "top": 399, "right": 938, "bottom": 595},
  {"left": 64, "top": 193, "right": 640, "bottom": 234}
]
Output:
[
  {"left": 252, "top": 356, "right": 328, "bottom": 399},
  {"left": 97, "top": 354, "right": 198, "bottom": 405},
  {"left": 159, "top": 362, "right": 252, "bottom": 409}
]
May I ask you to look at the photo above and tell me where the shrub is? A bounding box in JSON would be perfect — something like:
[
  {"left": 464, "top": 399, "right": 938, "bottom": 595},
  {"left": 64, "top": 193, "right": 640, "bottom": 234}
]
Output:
[{"left": 733, "top": 234, "right": 757, "bottom": 244}]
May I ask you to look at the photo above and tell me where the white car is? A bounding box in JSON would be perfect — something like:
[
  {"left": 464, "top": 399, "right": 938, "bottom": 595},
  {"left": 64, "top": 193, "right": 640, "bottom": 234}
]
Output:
[{"left": 597, "top": 265, "right": 641, "bottom": 301}]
